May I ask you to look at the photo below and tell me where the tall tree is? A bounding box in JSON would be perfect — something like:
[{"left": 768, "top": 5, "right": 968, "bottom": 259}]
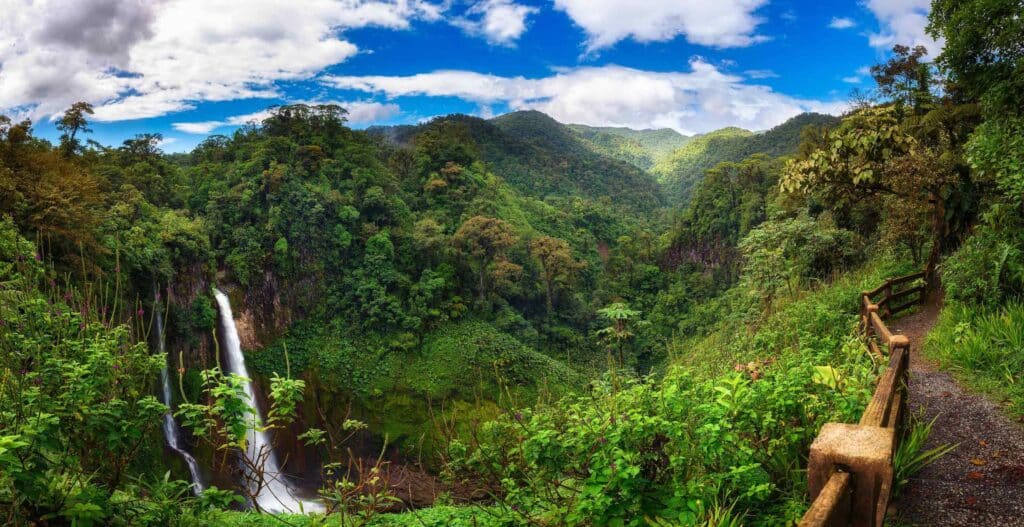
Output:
[
  {"left": 56, "top": 102, "right": 94, "bottom": 156},
  {"left": 452, "top": 216, "right": 518, "bottom": 301},
  {"left": 596, "top": 302, "right": 641, "bottom": 366},
  {"left": 529, "top": 235, "right": 584, "bottom": 315},
  {"left": 871, "top": 45, "right": 934, "bottom": 111}
]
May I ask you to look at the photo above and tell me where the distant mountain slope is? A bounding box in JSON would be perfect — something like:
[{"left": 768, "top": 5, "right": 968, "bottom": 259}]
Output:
[
  {"left": 372, "top": 111, "right": 667, "bottom": 211},
  {"left": 567, "top": 124, "right": 690, "bottom": 170},
  {"left": 652, "top": 113, "right": 841, "bottom": 205}
]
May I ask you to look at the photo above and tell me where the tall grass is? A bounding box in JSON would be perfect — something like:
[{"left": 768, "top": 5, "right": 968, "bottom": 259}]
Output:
[
  {"left": 892, "top": 414, "right": 957, "bottom": 499},
  {"left": 925, "top": 301, "right": 1024, "bottom": 417}
]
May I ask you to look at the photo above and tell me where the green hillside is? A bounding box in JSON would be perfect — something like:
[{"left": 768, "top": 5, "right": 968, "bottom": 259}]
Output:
[
  {"left": 371, "top": 111, "right": 667, "bottom": 213},
  {"left": 567, "top": 123, "right": 690, "bottom": 170},
  {"left": 653, "top": 112, "right": 840, "bottom": 204}
]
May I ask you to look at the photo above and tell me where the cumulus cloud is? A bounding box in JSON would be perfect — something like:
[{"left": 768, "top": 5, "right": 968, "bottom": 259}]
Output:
[
  {"left": 324, "top": 60, "right": 845, "bottom": 135},
  {"left": 864, "top": 0, "right": 942, "bottom": 55},
  {"left": 744, "top": 69, "right": 779, "bottom": 79},
  {"left": 552, "top": 0, "right": 770, "bottom": 51},
  {"left": 842, "top": 76, "right": 862, "bottom": 84},
  {"left": 172, "top": 101, "right": 401, "bottom": 135},
  {"left": 829, "top": 17, "right": 856, "bottom": 29},
  {"left": 452, "top": 0, "right": 538, "bottom": 45},
  {"left": 0, "top": 0, "right": 441, "bottom": 121}
]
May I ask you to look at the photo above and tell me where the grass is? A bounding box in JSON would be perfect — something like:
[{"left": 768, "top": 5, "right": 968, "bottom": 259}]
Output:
[
  {"left": 891, "top": 413, "right": 958, "bottom": 499},
  {"left": 672, "top": 258, "right": 917, "bottom": 380},
  {"left": 924, "top": 301, "right": 1024, "bottom": 418}
]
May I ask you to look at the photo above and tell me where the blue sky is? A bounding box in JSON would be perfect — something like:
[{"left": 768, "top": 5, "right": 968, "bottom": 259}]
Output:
[{"left": 0, "top": 0, "right": 939, "bottom": 153}]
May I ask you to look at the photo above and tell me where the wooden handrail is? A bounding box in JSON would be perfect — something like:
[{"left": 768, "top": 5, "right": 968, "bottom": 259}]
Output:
[
  {"left": 886, "top": 271, "right": 925, "bottom": 288},
  {"left": 869, "top": 311, "right": 893, "bottom": 344},
  {"left": 801, "top": 471, "right": 853, "bottom": 527},
  {"left": 887, "top": 285, "right": 924, "bottom": 306},
  {"left": 800, "top": 270, "right": 924, "bottom": 527},
  {"left": 859, "top": 346, "right": 907, "bottom": 428}
]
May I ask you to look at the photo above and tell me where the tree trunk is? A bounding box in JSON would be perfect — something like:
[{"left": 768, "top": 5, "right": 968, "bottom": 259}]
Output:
[
  {"left": 478, "top": 263, "right": 486, "bottom": 301},
  {"left": 544, "top": 279, "right": 553, "bottom": 317}
]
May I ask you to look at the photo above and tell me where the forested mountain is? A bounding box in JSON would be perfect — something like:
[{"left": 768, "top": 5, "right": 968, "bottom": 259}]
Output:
[
  {"left": 652, "top": 112, "right": 840, "bottom": 204},
  {"left": 567, "top": 123, "right": 690, "bottom": 170},
  {"left": 370, "top": 111, "right": 667, "bottom": 212},
  {"left": 3, "top": 2, "right": 1024, "bottom": 524}
]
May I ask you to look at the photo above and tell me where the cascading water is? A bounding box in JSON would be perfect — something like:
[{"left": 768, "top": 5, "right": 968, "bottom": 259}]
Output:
[
  {"left": 213, "top": 288, "right": 322, "bottom": 513},
  {"left": 154, "top": 289, "right": 205, "bottom": 495}
]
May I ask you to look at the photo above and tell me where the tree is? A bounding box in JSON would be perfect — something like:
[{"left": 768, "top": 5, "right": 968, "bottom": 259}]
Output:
[
  {"left": 596, "top": 302, "right": 641, "bottom": 366},
  {"left": 782, "top": 105, "right": 979, "bottom": 281},
  {"left": 781, "top": 107, "right": 915, "bottom": 208},
  {"left": 0, "top": 114, "right": 103, "bottom": 263},
  {"left": 56, "top": 101, "right": 94, "bottom": 156},
  {"left": 452, "top": 216, "right": 518, "bottom": 301},
  {"left": 530, "top": 235, "right": 584, "bottom": 316},
  {"left": 121, "top": 133, "right": 163, "bottom": 159},
  {"left": 928, "top": 0, "right": 1024, "bottom": 115},
  {"left": 929, "top": 0, "right": 1024, "bottom": 208},
  {"left": 870, "top": 45, "right": 934, "bottom": 110}
]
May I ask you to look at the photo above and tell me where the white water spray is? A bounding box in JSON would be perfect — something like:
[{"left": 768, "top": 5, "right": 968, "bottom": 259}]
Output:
[
  {"left": 154, "top": 289, "right": 205, "bottom": 494},
  {"left": 213, "top": 288, "right": 322, "bottom": 513}
]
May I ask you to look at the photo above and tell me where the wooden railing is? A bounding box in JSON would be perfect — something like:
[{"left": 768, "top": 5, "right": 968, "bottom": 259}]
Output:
[{"left": 799, "top": 270, "right": 926, "bottom": 527}]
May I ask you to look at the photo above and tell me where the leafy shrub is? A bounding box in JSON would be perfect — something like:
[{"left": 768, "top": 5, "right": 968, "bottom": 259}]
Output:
[
  {"left": 925, "top": 301, "right": 1024, "bottom": 417},
  {"left": 739, "top": 214, "right": 863, "bottom": 306},
  {"left": 0, "top": 219, "right": 168, "bottom": 524},
  {"left": 966, "top": 116, "right": 1024, "bottom": 206},
  {"left": 447, "top": 264, "right": 892, "bottom": 526},
  {"left": 942, "top": 225, "right": 1024, "bottom": 305}
]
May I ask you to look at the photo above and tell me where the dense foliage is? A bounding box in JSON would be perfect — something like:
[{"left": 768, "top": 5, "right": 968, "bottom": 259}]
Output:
[
  {"left": 2, "top": 2, "right": 1023, "bottom": 522},
  {"left": 652, "top": 113, "right": 840, "bottom": 204},
  {"left": 567, "top": 124, "right": 690, "bottom": 171}
]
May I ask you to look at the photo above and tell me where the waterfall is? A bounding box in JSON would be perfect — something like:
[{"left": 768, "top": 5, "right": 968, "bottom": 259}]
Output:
[
  {"left": 213, "top": 288, "right": 323, "bottom": 514},
  {"left": 154, "top": 288, "right": 205, "bottom": 495}
]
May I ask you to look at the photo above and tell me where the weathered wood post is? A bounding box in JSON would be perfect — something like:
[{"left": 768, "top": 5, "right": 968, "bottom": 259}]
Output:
[
  {"left": 863, "top": 299, "right": 879, "bottom": 339},
  {"left": 807, "top": 424, "right": 895, "bottom": 527}
]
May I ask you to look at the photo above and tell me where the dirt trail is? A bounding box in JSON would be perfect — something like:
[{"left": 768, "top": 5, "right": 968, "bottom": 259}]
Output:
[{"left": 893, "top": 300, "right": 1024, "bottom": 526}]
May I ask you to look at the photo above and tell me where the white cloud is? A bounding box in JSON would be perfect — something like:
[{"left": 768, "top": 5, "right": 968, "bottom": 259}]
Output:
[
  {"left": 156, "top": 136, "right": 177, "bottom": 148},
  {"left": 344, "top": 101, "right": 403, "bottom": 123},
  {"left": 842, "top": 76, "right": 862, "bottom": 84},
  {"left": 829, "top": 17, "right": 856, "bottom": 29},
  {"left": 857, "top": 66, "right": 872, "bottom": 76},
  {"left": 0, "top": 0, "right": 442, "bottom": 121},
  {"left": 452, "top": 0, "right": 538, "bottom": 45},
  {"left": 745, "top": 69, "right": 779, "bottom": 79},
  {"left": 172, "top": 121, "right": 224, "bottom": 135},
  {"left": 864, "top": 0, "right": 943, "bottom": 55},
  {"left": 552, "top": 0, "right": 770, "bottom": 51},
  {"left": 324, "top": 60, "right": 846, "bottom": 135},
  {"left": 172, "top": 101, "right": 401, "bottom": 135}
]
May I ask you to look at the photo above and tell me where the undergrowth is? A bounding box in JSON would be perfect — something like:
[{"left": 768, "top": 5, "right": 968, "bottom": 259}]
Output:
[{"left": 924, "top": 301, "right": 1024, "bottom": 417}]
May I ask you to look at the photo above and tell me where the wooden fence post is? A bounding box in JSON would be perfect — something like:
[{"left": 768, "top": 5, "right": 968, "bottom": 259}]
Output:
[{"left": 807, "top": 424, "right": 895, "bottom": 527}]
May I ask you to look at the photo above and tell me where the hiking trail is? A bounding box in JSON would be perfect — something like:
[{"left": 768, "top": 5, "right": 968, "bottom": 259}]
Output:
[{"left": 893, "top": 298, "right": 1024, "bottom": 526}]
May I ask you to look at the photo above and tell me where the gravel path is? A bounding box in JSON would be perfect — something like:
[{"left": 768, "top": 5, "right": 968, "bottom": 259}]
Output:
[{"left": 892, "top": 301, "right": 1024, "bottom": 526}]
